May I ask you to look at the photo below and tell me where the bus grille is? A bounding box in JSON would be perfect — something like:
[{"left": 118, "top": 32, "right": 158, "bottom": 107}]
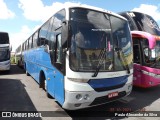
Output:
[{"left": 93, "top": 83, "right": 125, "bottom": 92}]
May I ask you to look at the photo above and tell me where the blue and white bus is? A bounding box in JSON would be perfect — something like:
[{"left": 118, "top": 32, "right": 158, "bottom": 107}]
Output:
[
  {"left": 0, "top": 32, "right": 11, "bottom": 71},
  {"left": 23, "top": 4, "right": 133, "bottom": 110}
]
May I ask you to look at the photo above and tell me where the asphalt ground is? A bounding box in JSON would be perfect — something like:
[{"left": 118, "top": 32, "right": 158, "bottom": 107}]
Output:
[{"left": 0, "top": 65, "right": 160, "bottom": 120}]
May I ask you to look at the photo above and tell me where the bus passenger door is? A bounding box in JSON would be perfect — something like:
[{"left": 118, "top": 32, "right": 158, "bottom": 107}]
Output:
[
  {"left": 54, "top": 33, "right": 65, "bottom": 105},
  {"left": 133, "top": 44, "right": 142, "bottom": 86}
]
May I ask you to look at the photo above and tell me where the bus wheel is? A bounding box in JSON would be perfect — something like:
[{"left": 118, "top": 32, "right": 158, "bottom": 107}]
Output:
[{"left": 44, "top": 79, "right": 52, "bottom": 98}]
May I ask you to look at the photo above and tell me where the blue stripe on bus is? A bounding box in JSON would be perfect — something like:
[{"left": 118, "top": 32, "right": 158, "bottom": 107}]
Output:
[{"left": 88, "top": 75, "right": 128, "bottom": 91}]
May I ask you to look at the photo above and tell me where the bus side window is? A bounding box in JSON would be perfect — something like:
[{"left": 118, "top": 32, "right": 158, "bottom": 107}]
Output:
[
  {"left": 33, "top": 31, "right": 38, "bottom": 48},
  {"left": 39, "top": 37, "right": 46, "bottom": 46}
]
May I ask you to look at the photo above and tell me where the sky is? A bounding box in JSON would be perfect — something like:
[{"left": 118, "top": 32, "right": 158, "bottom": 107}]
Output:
[{"left": 0, "top": 0, "right": 160, "bottom": 52}]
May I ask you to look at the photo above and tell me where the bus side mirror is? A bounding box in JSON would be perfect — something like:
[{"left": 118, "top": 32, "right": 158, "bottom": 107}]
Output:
[
  {"left": 44, "top": 44, "right": 50, "bottom": 53},
  {"left": 55, "top": 34, "right": 63, "bottom": 66},
  {"left": 61, "top": 20, "right": 69, "bottom": 49}
]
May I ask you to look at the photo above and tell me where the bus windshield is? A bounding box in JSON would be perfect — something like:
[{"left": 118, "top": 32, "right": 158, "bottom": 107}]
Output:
[
  {"left": 0, "top": 32, "right": 9, "bottom": 44},
  {"left": 151, "top": 40, "right": 160, "bottom": 67},
  {"left": 69, "top": 8, "right": 133, "bottom": 72},
  {"left": 0, "top": 47, "right": 10, "bottom": 62},
  {"left": 139, "top": 38, "right": 160, "bottom": 67}
]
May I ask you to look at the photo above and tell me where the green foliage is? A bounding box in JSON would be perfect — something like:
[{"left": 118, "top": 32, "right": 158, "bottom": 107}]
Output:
[{"left": 10, "top": 55, "right": 15, "bottom": 64}]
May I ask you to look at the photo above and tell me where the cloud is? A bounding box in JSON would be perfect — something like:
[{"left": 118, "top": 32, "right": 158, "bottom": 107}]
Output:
[
  {"left": 12, "top": 1, "right": 81, "bottom": 51},
  {"left": 10, "top": 25, "right": 31, "bottom": 52},
  {"left": 132, "top": 4, "right": 160, "bottom": 23},
  {"left": 0, "top": 0, "right": 15, "bottom": 19},
  {"left": 18, "top": 0, "right": 80, "bottom": 22}
]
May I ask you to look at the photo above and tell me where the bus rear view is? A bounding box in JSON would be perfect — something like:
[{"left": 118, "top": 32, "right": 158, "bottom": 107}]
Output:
[{"left": 0, "top": 32, "right": 11, "bottom": 71}]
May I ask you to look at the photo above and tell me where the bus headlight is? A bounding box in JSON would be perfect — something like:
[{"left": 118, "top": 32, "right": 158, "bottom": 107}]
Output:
[{"left": 68, "top": 78, "right": 89, "bottom": 83}]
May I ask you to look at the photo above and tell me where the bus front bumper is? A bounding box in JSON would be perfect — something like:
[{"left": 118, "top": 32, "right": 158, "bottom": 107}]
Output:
[{"left": 62, "top": 82, "right": 132, "bottom": 110}]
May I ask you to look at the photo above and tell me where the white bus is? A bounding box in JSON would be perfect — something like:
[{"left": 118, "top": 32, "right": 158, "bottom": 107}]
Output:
[
  {"left": 23, "top": 4, "right": 133, "bottom": 110},
  {"left": 15, "top": 44, "right": 24, "bottom": 67},
  {"left": 0, "top": 32, "right": 11, "bottom": 71}
]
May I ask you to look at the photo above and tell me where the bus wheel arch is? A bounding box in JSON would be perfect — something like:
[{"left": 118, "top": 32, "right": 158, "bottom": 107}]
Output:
[
  {"left": 39, "top": 70, "right": 52, "bottom": 98},
  {"left": 39, "top": 70, "right": 45, "bottom": 89}
]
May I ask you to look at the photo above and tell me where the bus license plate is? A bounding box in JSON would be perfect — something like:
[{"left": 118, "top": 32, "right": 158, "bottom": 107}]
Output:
[{"left": 108, "top": 92, "right": 118, "bottom": 98}]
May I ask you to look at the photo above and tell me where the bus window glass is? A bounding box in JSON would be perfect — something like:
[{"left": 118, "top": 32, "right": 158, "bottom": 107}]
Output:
[
  {"left": 154, "top": 41, "right": 160, "bottom": 66},
  {"left": 110, "top": 15, "right": 133, "bottom": 71},
  {"left": 33, "top": 31, "right": 38, "bottom": 48},
  {"left": 0, "top": 32, "right": 9, "bottom": 44},
  {"left": 28, "top": 37, "right": 33, "bottom": 49},
  {"left": 39, "top": 20, "right": 50, "bottom": 46},
  {"left": 70, "top": 8, "right": 113, "bottom": 71},
  {"left": 140, "top": 39, "right": 156, "bottom": 64},
  {"left": 54, "top": 9, "right": 65, "bottom": 28},
  {"left": 69, "top": 8, "right": 132, "bottom": 72},
  {"left": 46, "top": 17, "right": 56, "bottom": 47},
  {"left": 0, "top": 47, "right": 10, "bottom": 62},
  {"left": 155, "top": 41, "right": 160, "bottom": 57},
  {"left": 133, "top": 44, "right": 141, "bottom": 64}
]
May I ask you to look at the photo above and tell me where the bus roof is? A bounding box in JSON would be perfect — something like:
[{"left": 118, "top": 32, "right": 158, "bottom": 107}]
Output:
[
  {"left": 60, "top": 3, "right": 127, "bottom": 21},
  {"left": 0, "top": 31, "right": 8, "bottom": 34},
  {"left": 119, "top": 11, "right": 150, "bottom": 16}
]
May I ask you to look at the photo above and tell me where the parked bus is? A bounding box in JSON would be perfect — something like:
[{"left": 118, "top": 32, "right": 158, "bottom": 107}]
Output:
[
  {"left": 23, "top": 5, "right": 133, "bottom": 110},
  {"left": 0, "top": 32, "right": 11, "bottom": 71},
  {"left": 15, "top": 44, "right": 23, "bottom": 67},
  {"left": 119, "top": 11, "right": 160, "bottom": 88}
]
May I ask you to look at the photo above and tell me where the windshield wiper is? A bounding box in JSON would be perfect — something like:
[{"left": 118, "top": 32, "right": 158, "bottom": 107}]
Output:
[
  {"left": 92, "top": 49, "right": 106, "bottom": 77},
  {"left": 115, "top": 48, "right": 130, "bottom": 74}
]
